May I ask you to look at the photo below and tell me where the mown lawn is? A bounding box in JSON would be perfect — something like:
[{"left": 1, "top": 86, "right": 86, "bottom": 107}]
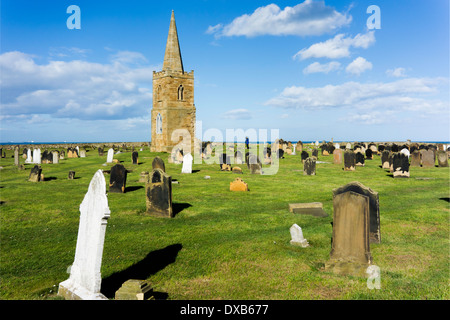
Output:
[{"left": 0, "top": 144, "right": 449, "bottom": 300}]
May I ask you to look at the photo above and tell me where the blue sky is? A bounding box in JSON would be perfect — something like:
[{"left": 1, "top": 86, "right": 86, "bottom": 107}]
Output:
[{"left": 1, "top": 0, "right": 449, "bottom": 143}]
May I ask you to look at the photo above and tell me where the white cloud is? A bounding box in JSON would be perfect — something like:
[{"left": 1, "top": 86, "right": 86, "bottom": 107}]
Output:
[
  {"left": 208, "top": 1, "right": 351, "bottom": 38},
  {"left": 265, "top": 77, "right": 448, "bottom": 116},
  {"left": 293, "top": 31, "right": 375, "bottom": 60},
  {"left": 345, "top": 57, "right": 372, "bottom": 75},
  {"left": 303, "top": 61, "right": 341, "bottom": 74},
  {"left": 386, "top": 67, "right": 407, "bottom": 77},
  {"left": 221, "top": 109, "right": 252, "bottom": 120},
  {"left": 0, "top": 51, "right": 155, "bottom": 121}
]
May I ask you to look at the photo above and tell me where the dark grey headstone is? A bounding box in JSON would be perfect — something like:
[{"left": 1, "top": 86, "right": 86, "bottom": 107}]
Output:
[
  {"left": 303, "top": 157, "right": 316, "bottom": 175},
  {"left": 344, "top": 151, "right": 355, "bottom": 171},
  {"left": 145, "top": 169, "right": 173, "bottom": 217},
  {"left": 152, "top": 156, "right": 165, "bottom": 172},
  {"left": 132, "top": 151, "right": 138, "bottom": 165},
  {"left": 109, "top": 164, "right": 127, "bottom": 193},
  {"left": 28, "top": 165, "right": 42, "bottom": 182}
]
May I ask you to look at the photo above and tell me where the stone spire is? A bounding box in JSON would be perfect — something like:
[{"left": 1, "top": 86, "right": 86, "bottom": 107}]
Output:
[{"left": 162, "top": 10, "right": 184, "bottom": 73}]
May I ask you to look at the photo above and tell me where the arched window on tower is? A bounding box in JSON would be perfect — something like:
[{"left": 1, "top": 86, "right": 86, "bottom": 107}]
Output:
[
  {"left": 177, "top": 85, "right": 184, "bottom": 100},
  {"left": 156, "top": 113, "right": 162, "bottom": 134}
]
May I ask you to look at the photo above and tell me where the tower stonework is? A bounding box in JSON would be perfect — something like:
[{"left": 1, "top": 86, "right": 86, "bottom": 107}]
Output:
[{"left": 151, "top": 11, "right": 196, "bottom": 153}]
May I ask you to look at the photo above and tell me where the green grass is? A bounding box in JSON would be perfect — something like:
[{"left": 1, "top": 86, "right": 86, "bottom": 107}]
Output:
[{"left": 0, "top": 145, "right": 449, "bottom": 300}]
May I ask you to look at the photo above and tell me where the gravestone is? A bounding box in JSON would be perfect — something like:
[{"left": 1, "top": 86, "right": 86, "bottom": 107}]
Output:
[
  {"left": 421, "top": 149, "right": 435, "bottom": 167},
  {"left": 289, "top": 202, "right": 328, "bottom": 217},
  {"left": 230, "top": 177, "right": 249, "bottom": 191},
  {"left": 115, "top": 279, "right": 154, "bottom": 300},
  {"left": 109, "top": 164, "right": 127, "bottom": 193},
  {"left": 301, "top": 151, "right": 309, "bottom": 163},
  {"left": 68, "top": 171, "right": 76, "bottom": 180},
  {"left": 437, "top": 151, "right": 448, "bottom": 167},
  {"left": 60, "top": 150, "right": 65, "bottom": 160},
  {"left": 42, "top": 150, "right": 53, "bottom": 164},
  {"left": 25, "top": 149, "right": 32, "bottom": 163},
  {"left": 52, "top": 151, "right": 59, "bottom": 164},
  {"left": 220, "top": 153, "right": 232, "bottom": 171},
  {"left": 152, "top": 156, "right": 166, "bottom": 172},
  {"left": 248, "top": 154, "right": 261, "bottom": 174},
  {"left": 132, "top": 151, "right": 139, "bottom": 165},
  {"left": 365, "top": 149, "right": 373, "bottom": 160},
  {"left": 400, "top": 148, "right": 410, "bottom": 158},
  {"left": 79, "top": 149, "right": 86, "bottom": 158},
  {"left": 235, "top": 150, "right": 244, "bottom": 164},
  {"left": 181, "top": 153, "right": 193, "bottom": 174},
  {"left": 332, "top": 181, "right": 380, "bottom": 243},
  {"left": 303, "top": 157, "right": 316, "bottom": 175},
  {"left": 355, "top": 152, "right": 365, "bottom": 166},
  {"left": 333, "top": 149, "right": 342, "bottom": 164},
  {"left": 381, "top": 150, "right": 390, "bottom": 169},
  {"left": 98, "top": 147, "right": 104, "bottom": 156},
  {"left": 139, "top": 171, "right": 149, "bottom": 183},
  {"left": 106, "top": 148, "right": 114, "bottom": 163},
  {"left": 58, "top": 170, "right": 110, "bottom": 300},
  {"left": 393, "top": 153, "right": 410, "bottom": 178},
  {"left": 33, "top": 149, "right": 41, "bottom": 164},
  {"left": 232, "top": 166, "right": 243, "bottom": 174},
  {"left": 145, "top": 169, "right": 173, "bottom": 217},
  {"left": 410, "top": 150, "right": 421, "bottom": 167},
  {"left": 325, "top": 191, "right": 373, "bottom": 277},
  {"left": 28, "top": 165, "right": 42, "bottom": 182},
  {"left": 343, "top": 151, "right": 355, "bottom": 171},
  {"left": 14, "top": 147, "right": 19, "bottom": 166},
  {"left": 289, "top": 224, "right": 309, "bottom": 247},
  {"left": 311, "top": 149, "right": 318, "bottom": 158}
]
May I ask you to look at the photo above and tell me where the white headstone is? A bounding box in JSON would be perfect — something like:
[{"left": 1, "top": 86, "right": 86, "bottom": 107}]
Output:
[
  {"left": 289, "top": 224, "right": 309, "bottom": 247},
  {"left": 181, "top": 153, "right": 193, "bottom": 174},
  {"left": 52, "top": 151, "right": 59, "bottom": 164},
  {"left": 315, "top": 141, "right": 319, "bottom": 146},
  {"left": 335, "top": 143, "right": 340, "bottom": 149},
  {"left": 58, "top": 170, "right": 110, "bottom": 300},
  {"left": 292, "top": 144, "right": 297, "bottom": 155},
  {"left": 33, "top": 148, "right": 41, "bottom": 164},
  {"left": 80, "top": 149, "right": 86, "bottom": 158},
  {"left": 25, "top": 149, "right": 32, "bottom": 163},
  {"left": 106, "top": 148, "right": 114, "bottom": 163},
  {"left": 400, "top": 148, "right": 410, "bottom": 158}
]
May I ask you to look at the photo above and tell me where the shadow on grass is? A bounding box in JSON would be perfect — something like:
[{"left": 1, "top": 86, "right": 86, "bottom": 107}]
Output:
[
  {"left": 439, "top": 197, "right": 449, "bottom": 202},
  {"left": 173, "top": 202, "right": 192, "bottom": 216},
  {"left": 44, "top": 177, "right": 57, "bottom": 181},
  {"left": 125, "top": 185, "right": 144, "bottom": 192},
  {"left": 101, "top": 243, "right": 183, "bottom": 299}
]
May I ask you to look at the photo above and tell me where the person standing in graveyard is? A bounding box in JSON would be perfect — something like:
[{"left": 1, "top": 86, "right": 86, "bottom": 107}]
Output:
[{"left": 245, "top": 137, "right": 249, "bottom": 150}]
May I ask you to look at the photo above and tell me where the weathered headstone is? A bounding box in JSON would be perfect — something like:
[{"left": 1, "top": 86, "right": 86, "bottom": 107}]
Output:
[
  {"left": 343, "top": 151, "right": 355, "bottom": 171},
  {"left": 115, "top": 279, "right": 154, "bottom": 300},
  {"left": 365, "top": 149, "right": 373, "bottom": 160},
  {"left": 232, "top": 166, "right": 243, "bottom": 174},
  {"left": 79, "top": 149, "right": 86, "bottom": 158},
  {"left": 381, "top": 150, "right": 390, "bottom": 169},
  {"left": 303, "top": 157, "right": 316, "bottom": 175},
  {"left": 355, "top": 152, "right": 365, "bottom": 166},
  {"left": 139, "top": 171, "right": 149, "bottom": 183},
  {"left": 333, "top": 149, "right": 342, "bottom": 164},
  {"left": 152, "top": 156, "right": 166, "bottom": 172},
  {"left": 14, "top": 147, "right": 19, "bottom": 166},
  {"left": 289, "top": 224, "right": 309, "bottom": 247},
  {"left": 58, "top": 170, "right": 110, "bottom": 300},
  {"left": 109, "top": 164, "right": 127, "bottom": 193},
  {"left": 437, "top": 151, "right": 448, "bottom": 167},
  {"left": 410, "top": 150, "right": 421, "bottom": 167},
  {"left": 325, "top": 191, "right": 373, "bottom": 277},
  {"left": 106, "top": 148, "right": 114, "bottom": 163},
  {"left": 235, "top": 150, "right": 244, "bottom": 164},
  {"left": 311, "top": 149, "right": 318, "bottom": 158},
  {"left": 332, "top": 181, "right": 380, "bottom": 243},
  {"left": 28, "top": 165, "right": 42, "bottom": 182},
  {"left": 68, "top": 171, "right": 76, "bottom": 180},
  {"left": 420, "top": 149, "right": 436, "bottom": 168},
  {"left": 145, "top": 169, "right": 173, "bottom": 217},
  {"left": 301, "top": 151, "right": 309, "bottom": 163},
  {"left": 52, "top": 151, "right": 60, "bottom": 164},
  {"left": 230, "top": 177, "right": 249, "bottom": 191},
  {"left": 98, "top": 147, "right": 104, "bottom": 156},
  {"left": 289, "top": 202, "right": 328, "bottom": 217},
  {"left": 132, "top": 151, "right": 139, "bottom": 165},
  {"left": 393, "top": 152, "right": 410, "bottom": 178},
  {"left": 181, "top": 153, "right": 193, "bottom": 174}
]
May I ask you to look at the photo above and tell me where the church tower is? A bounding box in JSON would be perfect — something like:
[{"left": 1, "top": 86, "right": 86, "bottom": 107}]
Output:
[{"left": 151, "top": 10, "right": 196, "bottom": 153}]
